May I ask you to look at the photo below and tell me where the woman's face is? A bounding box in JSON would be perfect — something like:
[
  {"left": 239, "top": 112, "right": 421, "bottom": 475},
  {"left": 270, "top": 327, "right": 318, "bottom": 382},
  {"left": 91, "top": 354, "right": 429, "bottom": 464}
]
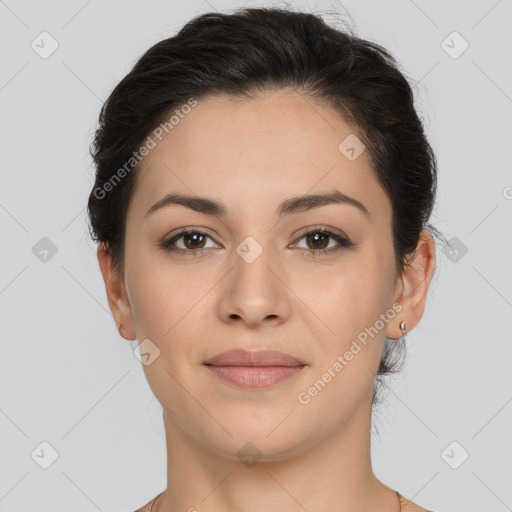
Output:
[{"left": 110, "top": 90, "right": 409, "bottom": 459}]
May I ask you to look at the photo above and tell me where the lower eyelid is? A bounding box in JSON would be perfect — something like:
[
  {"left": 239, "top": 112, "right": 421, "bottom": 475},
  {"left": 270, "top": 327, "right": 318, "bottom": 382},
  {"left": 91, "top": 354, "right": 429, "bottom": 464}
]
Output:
[{"left": 163, "top": 229, "right": 353, "bottom": 253}]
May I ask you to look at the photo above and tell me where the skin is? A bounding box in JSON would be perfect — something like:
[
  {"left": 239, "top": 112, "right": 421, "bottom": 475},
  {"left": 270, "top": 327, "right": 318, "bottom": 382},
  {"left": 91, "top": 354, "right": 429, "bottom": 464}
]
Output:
[{"left": 98, "top": 89, "right": 435, "bottom": 512}]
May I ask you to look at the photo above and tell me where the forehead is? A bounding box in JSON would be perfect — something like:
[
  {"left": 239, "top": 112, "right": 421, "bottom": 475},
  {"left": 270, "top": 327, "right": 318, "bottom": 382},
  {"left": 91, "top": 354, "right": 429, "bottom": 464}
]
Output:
[{"left": 128, "top": 90, "right": 391, "bottom": 223}]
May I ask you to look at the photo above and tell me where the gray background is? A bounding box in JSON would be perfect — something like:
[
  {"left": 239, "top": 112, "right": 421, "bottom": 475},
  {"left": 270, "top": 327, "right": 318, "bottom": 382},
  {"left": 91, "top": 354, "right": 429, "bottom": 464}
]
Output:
[{"left": 1, "top": 0, "right": 511, "bottom": 511}]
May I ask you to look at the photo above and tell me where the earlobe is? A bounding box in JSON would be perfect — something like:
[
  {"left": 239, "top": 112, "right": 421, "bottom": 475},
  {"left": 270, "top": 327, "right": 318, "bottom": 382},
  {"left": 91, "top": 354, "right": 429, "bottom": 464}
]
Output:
[
  {"left": 96, "top": 243, "right": 137, "bottom": 341},
  {"left": 113, "top": 300, "right": 136, "bottom": 340}
]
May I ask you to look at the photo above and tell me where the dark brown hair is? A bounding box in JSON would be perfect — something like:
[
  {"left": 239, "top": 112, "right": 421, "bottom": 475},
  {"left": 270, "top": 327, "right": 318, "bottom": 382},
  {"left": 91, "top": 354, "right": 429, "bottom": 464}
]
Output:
[{"left": 87, "top": 6, "right": 445, "bottom": 407}]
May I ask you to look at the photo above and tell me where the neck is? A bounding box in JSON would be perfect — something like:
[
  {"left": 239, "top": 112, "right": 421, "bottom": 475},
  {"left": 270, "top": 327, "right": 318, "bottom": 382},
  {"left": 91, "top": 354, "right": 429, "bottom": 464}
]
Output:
[{"left": 153, "top": 398, "right": 401, "bottom": 512}]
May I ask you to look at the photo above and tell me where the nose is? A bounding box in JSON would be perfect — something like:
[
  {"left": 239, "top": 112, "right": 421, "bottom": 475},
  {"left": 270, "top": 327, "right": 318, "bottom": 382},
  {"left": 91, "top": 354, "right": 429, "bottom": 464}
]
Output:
[{"left": 215, "top": 243, "right": 291, "bottom": 329}]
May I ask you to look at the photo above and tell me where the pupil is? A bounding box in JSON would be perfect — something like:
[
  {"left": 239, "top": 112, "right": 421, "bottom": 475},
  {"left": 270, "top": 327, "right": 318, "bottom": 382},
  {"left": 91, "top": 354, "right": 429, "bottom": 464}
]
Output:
[
  {"left": 187, "top": 233, "right": 204, "bottom": 248},
  {"left": 309, "top": 232, "right": 327, "bottom": 249}
]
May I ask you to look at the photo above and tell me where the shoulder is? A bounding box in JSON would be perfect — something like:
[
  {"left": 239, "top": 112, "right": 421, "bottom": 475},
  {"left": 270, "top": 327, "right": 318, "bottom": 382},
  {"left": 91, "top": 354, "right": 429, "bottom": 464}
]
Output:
[
  {"left": 398, "top": 492, "right": 435, "bottom": 512},
  {"left": 133, "top": 491, "right": 164, "bottom": 512}
]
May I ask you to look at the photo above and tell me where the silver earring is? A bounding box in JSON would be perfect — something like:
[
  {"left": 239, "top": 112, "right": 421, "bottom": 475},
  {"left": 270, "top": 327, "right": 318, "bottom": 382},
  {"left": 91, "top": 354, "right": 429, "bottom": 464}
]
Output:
[{"left": 399, "top": 320, "right": 406, "bottom": 340}]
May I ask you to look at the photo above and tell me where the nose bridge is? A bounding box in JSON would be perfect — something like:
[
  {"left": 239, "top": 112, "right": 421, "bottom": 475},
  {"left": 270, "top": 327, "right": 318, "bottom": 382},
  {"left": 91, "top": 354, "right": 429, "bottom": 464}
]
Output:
[
  {"left": 217, "top": 234, "right": 290, "bottom": 326},
  {"left": 233, "top": 235, "right": 279, "bottom": 301}
]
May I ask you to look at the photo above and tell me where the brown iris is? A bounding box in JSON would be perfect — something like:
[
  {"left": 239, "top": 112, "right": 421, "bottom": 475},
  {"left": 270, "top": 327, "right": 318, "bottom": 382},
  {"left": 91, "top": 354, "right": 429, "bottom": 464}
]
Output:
[
  {"left": 183, "top": 232, "right": 207, "bottom": 250},
  {"left": 305, "top": 232, "right": 329, "bottom": 250}
]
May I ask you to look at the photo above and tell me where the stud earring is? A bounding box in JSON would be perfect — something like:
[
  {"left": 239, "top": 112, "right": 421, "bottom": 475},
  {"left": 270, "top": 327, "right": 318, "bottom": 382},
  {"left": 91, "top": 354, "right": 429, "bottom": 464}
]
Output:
[{"left": 399, "top": 320, "right": 406, "bottom": 341}]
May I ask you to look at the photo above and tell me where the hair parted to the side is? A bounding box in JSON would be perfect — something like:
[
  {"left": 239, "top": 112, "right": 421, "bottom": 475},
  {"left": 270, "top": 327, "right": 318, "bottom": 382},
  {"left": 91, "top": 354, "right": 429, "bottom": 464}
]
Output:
[{"left": 87, "top": 5, "right": 446, "bottom": 409}]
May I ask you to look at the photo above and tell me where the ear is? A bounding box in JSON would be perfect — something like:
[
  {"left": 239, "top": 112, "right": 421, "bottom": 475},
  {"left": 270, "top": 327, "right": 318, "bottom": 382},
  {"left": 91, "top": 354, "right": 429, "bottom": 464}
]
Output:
[
  {"left": 388, "top": 230, "right": 436, "bottom": 339},
  {"left": 97, "top": 242, "right": 137, "bottom": 341}
]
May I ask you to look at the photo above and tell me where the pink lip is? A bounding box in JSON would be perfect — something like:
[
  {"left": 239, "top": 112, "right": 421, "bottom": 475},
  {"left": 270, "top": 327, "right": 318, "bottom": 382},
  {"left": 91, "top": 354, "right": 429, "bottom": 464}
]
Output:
[
  {"left": 203, "top": 349, "right": 307, "bottom": 389},
  {"left": 204, "top": 349, "right": 305, "bottom": 367},
  {"left": 205, "top": 365, "right": 305, "bottom": 388}
]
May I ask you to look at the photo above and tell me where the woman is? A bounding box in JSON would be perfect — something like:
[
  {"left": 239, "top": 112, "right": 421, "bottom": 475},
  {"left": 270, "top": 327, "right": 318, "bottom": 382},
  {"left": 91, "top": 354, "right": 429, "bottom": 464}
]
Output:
[{"left": 88, "top": 6, "right": 443, "bottom": 511}]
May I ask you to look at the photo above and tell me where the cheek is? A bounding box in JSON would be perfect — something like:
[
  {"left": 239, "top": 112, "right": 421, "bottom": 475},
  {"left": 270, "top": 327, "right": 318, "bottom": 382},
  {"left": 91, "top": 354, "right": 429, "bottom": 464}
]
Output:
[
  {"left": 124, "top": 251, "right": 176, "bottom": 339},
  {"left": 301, "top": 256, "right": 388, "bottom": 328},
  {"left": 299, "top": 269, "right": 389, "bottom": 414},
  {"left": 125, "top": 251, "right": 214, "bottom": 347},
  {"left": 300, "top": 253, "right": 393, "bottom": 372}
]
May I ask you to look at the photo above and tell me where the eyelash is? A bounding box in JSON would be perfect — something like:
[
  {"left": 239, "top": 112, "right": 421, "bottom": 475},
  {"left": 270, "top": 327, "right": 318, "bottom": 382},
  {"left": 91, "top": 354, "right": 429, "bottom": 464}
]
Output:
[{"left": 160, "top": 227, "right": 356, "bottom": 258}]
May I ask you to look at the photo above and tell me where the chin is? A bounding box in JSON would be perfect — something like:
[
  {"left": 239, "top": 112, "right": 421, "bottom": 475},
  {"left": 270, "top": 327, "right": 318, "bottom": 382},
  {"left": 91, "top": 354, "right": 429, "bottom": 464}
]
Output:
[{"left": 192, "top": 415, "right": 315, "bottom": 463}]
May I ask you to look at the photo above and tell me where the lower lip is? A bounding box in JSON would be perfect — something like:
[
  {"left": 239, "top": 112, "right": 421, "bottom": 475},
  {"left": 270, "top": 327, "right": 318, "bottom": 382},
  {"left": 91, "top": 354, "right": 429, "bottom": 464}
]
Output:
[{"left": 204, "top": 365, "right": 305, "bottom": 388}]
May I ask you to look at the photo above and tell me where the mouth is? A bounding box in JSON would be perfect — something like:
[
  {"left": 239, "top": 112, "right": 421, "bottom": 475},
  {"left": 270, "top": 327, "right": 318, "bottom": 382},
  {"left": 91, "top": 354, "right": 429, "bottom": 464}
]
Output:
[
  {"left": 203, "top": 349, "right": 307, "bottom": 389},
  {"left": 203, "top": 364, "right": 306, "bottom": 388}
]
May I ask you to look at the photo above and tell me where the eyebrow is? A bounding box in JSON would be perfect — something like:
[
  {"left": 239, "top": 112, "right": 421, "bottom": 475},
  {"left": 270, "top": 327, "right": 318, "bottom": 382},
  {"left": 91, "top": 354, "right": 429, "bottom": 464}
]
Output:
[{"left": 144, "top": 189, "right": 370, "bottom": 220}]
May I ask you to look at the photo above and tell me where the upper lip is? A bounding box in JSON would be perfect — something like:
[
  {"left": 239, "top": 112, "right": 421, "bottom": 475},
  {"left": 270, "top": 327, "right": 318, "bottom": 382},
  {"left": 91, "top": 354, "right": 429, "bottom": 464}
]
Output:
[{"left": 204, "top": 349, "right": 306, "bottom": 367}]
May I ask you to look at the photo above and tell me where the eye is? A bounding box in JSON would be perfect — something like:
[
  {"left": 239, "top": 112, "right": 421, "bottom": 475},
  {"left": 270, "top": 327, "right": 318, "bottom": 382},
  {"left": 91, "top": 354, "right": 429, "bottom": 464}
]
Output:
[
  {"left": 160, "top": 227, "right": 357, "bottom": 257},
  {"left": 160, "top": 229, "right": 219, "bottom": 256},
  {"left": 291, "top": 228, "right": 356, "bottom": 257}
]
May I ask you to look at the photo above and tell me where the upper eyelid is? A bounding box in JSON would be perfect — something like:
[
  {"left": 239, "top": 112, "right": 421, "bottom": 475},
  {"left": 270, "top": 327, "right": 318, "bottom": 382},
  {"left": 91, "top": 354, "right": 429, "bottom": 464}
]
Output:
[{"left": 165, "top": 226, "right": 348, "bottom": 248}]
